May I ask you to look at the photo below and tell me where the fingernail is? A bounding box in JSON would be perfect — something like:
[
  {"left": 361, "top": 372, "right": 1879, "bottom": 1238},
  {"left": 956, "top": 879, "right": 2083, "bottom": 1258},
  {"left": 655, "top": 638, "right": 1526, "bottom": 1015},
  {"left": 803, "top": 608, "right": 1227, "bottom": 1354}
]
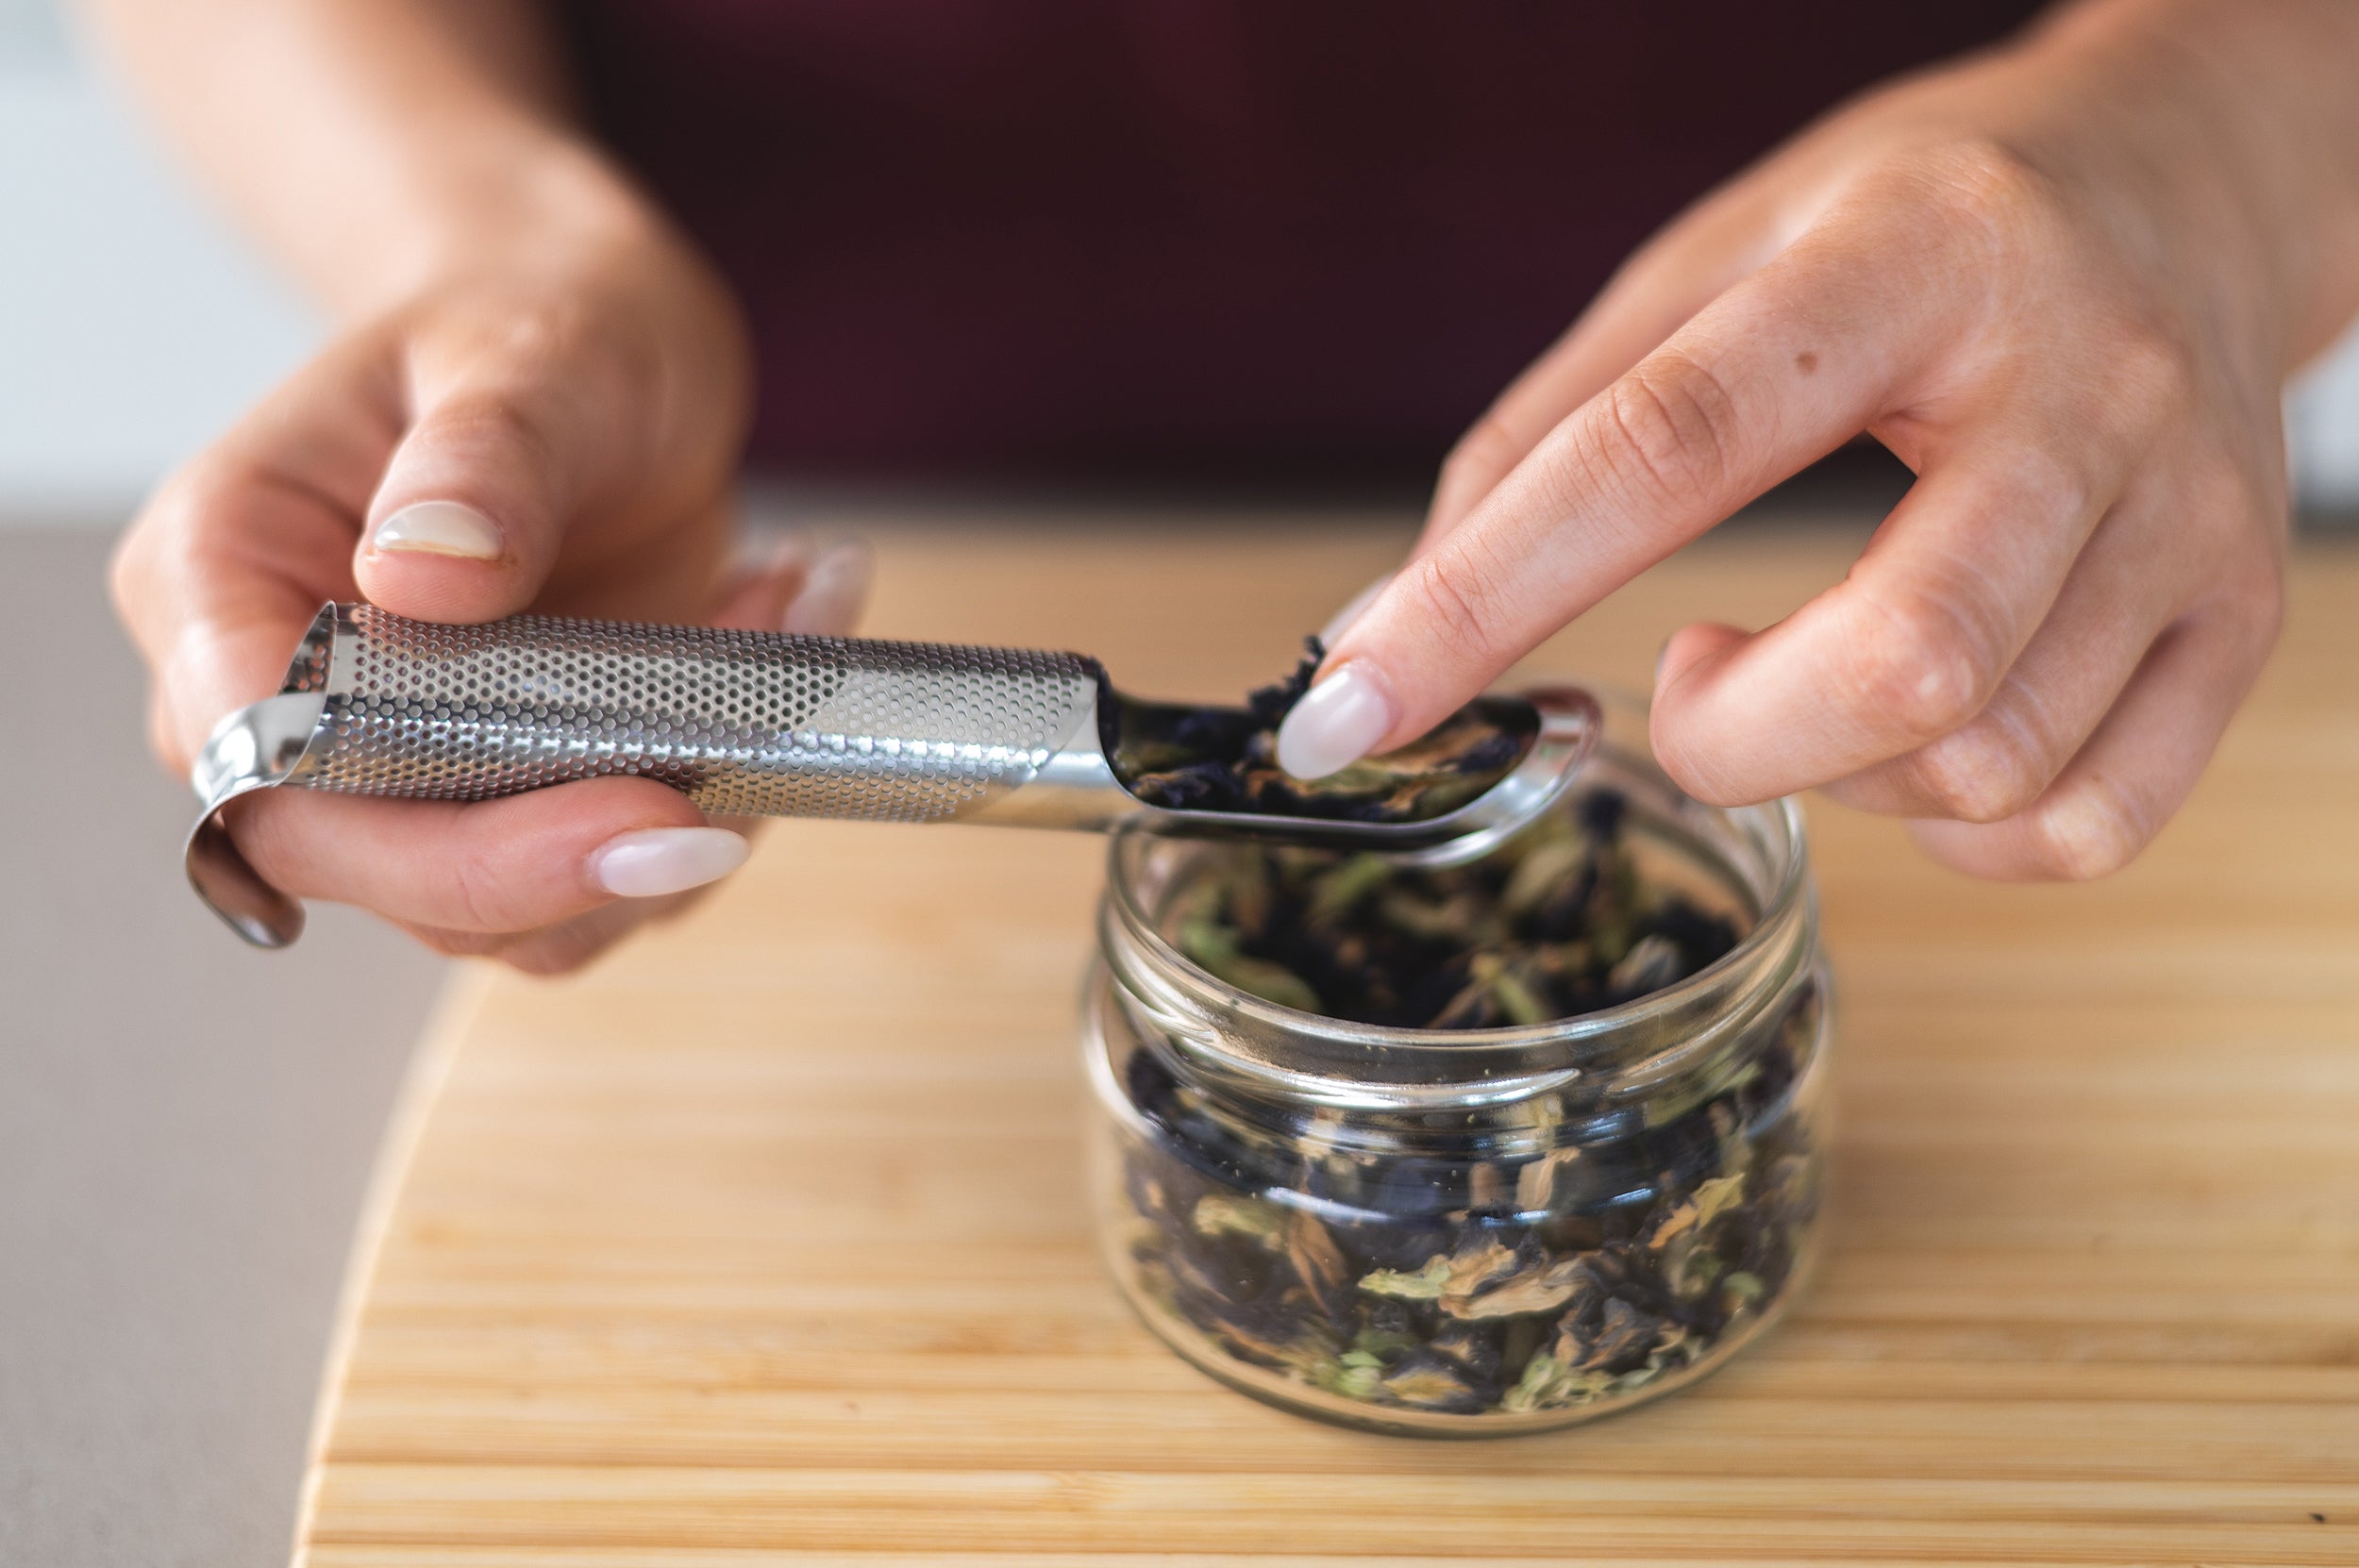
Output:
[
  {"left": 371, "top": 500, "right": 503, "bottom": 560},
  {"left": 588, "top": 826, "right": 750, "bottom": 898},
  {"left": 782, "top": 539, "right": 874, "bottom": 635},
  {"left": 761, "top": 525, "right": 818, "bottom": 573},
  {"left": 1317, "top": 572, "right": 1396, "bottom": 647},
  {"left": 1276, "top": 661, "right": 1397, "bottom": 779},
  {"left": 1655, "top": 636, "right": 1674, "bottom": 689}
]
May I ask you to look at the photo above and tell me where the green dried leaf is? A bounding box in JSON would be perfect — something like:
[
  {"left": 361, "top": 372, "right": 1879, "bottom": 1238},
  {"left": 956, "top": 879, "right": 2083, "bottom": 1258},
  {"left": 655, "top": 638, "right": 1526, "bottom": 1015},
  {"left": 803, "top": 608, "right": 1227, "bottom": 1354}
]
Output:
[
  {"left": 1446, "top": 1255, "right": 1599, "bottom": 1321},
  {"left": 1693, "top": 1173, "right": 1748, "bottom": 1228},
  {"left": 1607, "top": 932, "right": 1685, "bottom": 993},
  {"left": 1359, "top": 1237, "right": 1522, "bottom": 1308},
  {"left": 1358, "top": 1256, "right": 1454, "bottom": 1301},
  {"left": 1648, "top": 1171, "right": 1748, "bottom": 1251},
  {"left": 1501, "top": 835, "right": 1587, "bottom": 917},
  {"left": 1178, "top": 914, "right": 1323, "bottom": 1012},
  {"left": 1500, "top": 1352, "right": 1615, "bottom": 1413},
  {"left": 1350, "top": 1326, "right": 1420, "bottom": 1359},
  {"left": 1490, "top": 959, "right": 1553, "bottom": 1027},
  {"left": 1382, "top": 1363, "right": 1476, "bottom": 1410},
  {"left": 1314, "top": 1357, "right": 1384, "bottom": 1400},
  {"left": 1192, "top": 1193, "right": 1286, "bottom": 1248},
  {"left": 1308, "top": 852, "right": 1393, "bottom": 926}
]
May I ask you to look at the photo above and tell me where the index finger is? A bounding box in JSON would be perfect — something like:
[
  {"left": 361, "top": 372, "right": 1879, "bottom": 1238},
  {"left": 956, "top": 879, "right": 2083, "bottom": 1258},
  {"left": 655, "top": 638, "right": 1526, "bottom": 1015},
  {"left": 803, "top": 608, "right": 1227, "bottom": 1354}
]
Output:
[
  {"left": 111, "top": 337, "right": 404, "bottom": 769},
  {"left": 1291, "top": 209, "right": 1966, "bottom": 770}
]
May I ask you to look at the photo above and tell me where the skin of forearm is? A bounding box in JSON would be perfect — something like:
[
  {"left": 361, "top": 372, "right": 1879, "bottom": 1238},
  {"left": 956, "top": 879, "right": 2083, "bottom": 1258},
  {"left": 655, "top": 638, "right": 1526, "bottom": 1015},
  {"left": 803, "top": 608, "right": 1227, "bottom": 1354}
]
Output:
[
  {"left": 76, "top": 0, "right": 651, "bottom": 319},
  {"left": 2023, "top": 0, "right": 2359, "bottom": 373}
]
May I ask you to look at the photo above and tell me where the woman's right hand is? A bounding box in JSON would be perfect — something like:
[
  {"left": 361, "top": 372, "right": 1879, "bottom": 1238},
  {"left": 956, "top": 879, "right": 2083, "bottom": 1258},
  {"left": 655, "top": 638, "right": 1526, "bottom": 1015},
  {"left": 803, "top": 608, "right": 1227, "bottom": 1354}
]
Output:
[{"left": 111, "top": 215, "right": 865, "bottom": 973}]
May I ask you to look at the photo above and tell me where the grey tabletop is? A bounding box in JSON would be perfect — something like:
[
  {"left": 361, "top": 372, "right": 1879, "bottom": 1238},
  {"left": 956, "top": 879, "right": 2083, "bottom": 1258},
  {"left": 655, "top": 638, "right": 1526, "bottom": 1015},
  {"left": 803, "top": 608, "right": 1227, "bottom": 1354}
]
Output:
[{"left": 0, "top": 526, "right": 443, "bottom": 1567}]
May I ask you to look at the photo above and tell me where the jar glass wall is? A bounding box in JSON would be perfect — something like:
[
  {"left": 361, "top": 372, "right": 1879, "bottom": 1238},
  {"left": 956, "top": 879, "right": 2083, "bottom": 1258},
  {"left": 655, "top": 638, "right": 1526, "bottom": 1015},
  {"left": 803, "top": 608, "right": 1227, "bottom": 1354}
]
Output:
[{"left": 1081, "top": 699, "right": 1832, "bottom": 1436}]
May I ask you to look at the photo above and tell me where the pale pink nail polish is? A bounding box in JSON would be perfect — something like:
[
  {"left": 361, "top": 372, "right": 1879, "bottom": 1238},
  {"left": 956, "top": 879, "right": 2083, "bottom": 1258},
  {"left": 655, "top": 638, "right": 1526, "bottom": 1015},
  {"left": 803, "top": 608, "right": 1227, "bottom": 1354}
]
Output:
[
  {"left": 371, "top": 501, "right": 503, "bottom": 560},
  {"left": 782, "top": 540, "right": 874, "bottom": 635},
  {"left": 588, "top": 826, "right": 749, "bottom": 898},
  {"left": 1276, "top": 662, "right": 1397, "bottom": 779}
]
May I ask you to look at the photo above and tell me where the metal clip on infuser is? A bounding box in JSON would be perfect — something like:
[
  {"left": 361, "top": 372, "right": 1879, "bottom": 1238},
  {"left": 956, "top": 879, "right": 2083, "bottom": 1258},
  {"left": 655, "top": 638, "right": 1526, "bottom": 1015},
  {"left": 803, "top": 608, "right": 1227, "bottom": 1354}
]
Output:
[{"left": 184, "top": 603, "right": 1601, "bottom": 948}]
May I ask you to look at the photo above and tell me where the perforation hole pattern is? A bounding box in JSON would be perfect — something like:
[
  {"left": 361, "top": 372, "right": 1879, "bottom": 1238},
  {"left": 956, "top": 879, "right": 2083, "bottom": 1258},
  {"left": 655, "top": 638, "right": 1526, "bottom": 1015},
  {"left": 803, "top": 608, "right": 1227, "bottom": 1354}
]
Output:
[{"left": 285, "top": 605, "right": 1101, "bottom": 824}]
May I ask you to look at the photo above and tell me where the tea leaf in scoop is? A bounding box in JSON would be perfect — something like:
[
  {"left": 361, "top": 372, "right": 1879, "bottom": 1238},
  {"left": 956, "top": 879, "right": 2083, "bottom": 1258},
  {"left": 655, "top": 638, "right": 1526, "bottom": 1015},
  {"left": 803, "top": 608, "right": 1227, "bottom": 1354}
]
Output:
[{"left": 1116, "top": 637, "right": 1533, "bottom": 824}]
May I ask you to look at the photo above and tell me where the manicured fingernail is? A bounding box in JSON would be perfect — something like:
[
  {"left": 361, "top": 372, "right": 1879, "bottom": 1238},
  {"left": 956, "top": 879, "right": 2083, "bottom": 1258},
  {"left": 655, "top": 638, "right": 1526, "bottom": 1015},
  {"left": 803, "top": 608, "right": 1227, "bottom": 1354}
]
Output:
[
  {"left": 588, "top": 826, "right": 749, "bottom": 898},
  {"left": 1276, "top": 661, "right": 1397, "bottom": 779},
  {"left": 771, "top": 525, "right": 825, "bottom": 568},
  {"left": 782, "top": 539, "right": 874, "bottom": 635},
  {"left": 1318, "top": 573, "right": 1395, "bottom": 647},
  {"left": 371, "top": 501, "right": 502, "bottom": 560}
]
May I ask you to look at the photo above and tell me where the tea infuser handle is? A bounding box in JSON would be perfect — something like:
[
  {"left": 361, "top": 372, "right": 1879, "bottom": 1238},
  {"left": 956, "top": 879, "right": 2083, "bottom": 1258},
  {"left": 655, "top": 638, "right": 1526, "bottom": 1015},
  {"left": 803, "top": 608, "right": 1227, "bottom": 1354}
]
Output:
[{"left": 184, "top": 603, "right": 1113, "bottom": 946}]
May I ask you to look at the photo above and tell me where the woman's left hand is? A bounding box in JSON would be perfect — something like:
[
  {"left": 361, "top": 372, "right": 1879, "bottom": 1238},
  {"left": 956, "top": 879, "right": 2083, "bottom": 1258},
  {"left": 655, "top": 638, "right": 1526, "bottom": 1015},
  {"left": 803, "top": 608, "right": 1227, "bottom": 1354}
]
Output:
[{"left": 1281, "top": 0, "right": 2359, "bottom": 879}]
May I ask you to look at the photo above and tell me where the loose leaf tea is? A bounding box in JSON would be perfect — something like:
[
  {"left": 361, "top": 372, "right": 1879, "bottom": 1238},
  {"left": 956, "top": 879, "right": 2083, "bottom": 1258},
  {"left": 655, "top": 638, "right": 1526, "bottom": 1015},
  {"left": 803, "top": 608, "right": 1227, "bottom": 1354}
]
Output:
[
  {"left": 1108, "top": 789, "right": 1822, "bottom": 1425},
  {"left": 1169, "top": 787, "right": 1739, "bottom": 1028},
  {"left": 1111, "top": 638, "right": 1535, "bottom": 825}
]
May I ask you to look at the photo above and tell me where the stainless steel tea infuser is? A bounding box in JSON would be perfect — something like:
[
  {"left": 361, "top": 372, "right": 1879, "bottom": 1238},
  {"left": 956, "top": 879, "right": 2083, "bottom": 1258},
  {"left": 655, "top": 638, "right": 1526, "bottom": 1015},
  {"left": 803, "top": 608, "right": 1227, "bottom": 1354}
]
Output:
[{"left": 185, "top": 603, "right": 1600, "bottom": 948}]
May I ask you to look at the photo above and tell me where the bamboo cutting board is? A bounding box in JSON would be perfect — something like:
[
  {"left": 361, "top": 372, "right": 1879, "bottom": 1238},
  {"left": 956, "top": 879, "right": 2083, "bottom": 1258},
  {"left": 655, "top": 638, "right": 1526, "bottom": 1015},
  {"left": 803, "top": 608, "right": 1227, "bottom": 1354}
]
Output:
[{"left": 293, "top": 517, "right": 2359, "bottom": 1565}]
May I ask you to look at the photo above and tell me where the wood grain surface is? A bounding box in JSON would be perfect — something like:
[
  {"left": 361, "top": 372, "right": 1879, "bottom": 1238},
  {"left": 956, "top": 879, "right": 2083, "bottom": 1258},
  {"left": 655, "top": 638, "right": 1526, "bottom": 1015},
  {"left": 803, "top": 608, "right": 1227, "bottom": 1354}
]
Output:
[{"left": 293, "top": 515, "right": 2359, "bottom": 1565}]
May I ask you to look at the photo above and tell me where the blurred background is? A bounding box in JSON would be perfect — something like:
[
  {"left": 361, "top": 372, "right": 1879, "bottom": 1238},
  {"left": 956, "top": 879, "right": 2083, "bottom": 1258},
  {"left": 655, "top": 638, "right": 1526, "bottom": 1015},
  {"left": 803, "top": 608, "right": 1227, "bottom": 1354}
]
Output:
[
  {"left": 2, "top": 0, "right": 2355, "bottom": 1562},
  {"left": 8, "top": 0, "right": 2359, "bottom": 520}
]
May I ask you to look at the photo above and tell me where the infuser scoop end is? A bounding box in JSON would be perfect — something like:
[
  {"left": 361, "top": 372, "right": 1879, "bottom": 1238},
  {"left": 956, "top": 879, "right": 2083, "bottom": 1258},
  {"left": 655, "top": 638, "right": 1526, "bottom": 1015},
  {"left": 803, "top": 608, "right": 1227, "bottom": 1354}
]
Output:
[{"left": 184, "top": 691, "right": 326, "bottom": 947}]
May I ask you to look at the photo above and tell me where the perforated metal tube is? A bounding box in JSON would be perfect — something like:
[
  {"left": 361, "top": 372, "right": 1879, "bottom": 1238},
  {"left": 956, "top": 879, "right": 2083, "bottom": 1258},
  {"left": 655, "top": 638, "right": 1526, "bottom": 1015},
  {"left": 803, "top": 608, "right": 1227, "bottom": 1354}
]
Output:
[
  {"left": 182, "top": 604, "right": 1131, "bottom": 948},
  {"left": 276, "top": 604, "right": 1107, "bottom": 822}
]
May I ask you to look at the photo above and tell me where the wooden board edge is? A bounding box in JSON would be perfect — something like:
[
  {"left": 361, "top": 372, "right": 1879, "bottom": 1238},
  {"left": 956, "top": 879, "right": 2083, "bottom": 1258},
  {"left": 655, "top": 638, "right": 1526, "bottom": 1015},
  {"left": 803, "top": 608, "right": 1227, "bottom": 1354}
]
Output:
[{"left": 288, "top": 960, "right": 496, "bottom": 1568}]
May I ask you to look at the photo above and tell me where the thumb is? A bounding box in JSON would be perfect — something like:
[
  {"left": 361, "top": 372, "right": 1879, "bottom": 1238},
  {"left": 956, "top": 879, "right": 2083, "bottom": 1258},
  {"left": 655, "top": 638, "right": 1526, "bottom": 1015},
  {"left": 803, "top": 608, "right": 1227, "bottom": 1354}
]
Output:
[{"left": 354, "top": 348, "right": 627, "bottom": 625}]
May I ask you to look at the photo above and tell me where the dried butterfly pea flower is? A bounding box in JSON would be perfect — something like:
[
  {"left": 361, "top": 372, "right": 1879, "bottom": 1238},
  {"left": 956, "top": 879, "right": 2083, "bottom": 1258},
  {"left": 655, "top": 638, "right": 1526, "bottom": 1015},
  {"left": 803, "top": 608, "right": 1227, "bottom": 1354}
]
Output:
[
  {"left": 1171, "top": 779, "right": 1739, "bottom": 1029},
  {"left": 1113, "top": 638, "right": 1535, "bottom": 825},
  {"left": 1110, "top": 788, "right": 1821, "bottom": 1425}
]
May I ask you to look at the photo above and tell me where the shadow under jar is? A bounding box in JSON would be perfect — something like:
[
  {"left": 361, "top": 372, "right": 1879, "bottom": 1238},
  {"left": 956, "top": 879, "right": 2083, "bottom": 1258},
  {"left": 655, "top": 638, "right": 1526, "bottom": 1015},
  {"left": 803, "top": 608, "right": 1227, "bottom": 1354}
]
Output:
[{"left": 1082, "top": 703, "right": 1831, "bottom": 1436}]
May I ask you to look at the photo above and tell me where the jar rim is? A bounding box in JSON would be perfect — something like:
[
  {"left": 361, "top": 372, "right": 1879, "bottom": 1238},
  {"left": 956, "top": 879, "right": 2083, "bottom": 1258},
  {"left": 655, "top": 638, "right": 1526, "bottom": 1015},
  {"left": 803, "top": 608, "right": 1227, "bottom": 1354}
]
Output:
[{"left": 1099, "top": 734, "right": 1813, "bottom": 1096}]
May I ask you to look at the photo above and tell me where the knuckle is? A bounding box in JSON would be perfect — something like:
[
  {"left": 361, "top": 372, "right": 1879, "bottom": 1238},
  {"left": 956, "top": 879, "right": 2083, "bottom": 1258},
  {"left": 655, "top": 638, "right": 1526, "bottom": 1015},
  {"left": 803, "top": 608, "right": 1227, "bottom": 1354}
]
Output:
[
  {"left": 1842, "top": 583, "right": 2004, "bottom": 744},
  {"left": 430, "top": 394, "right": 561, "bottom": 471},
  {"left": 2095, "top": 323, "right": 2198, "bottom": 438},
  {"left": 2024, "top": 778, "right": 2151, "bottom": 881},
  {"left": 1400, "top": 543, "right": 1511, "bottom": 670},
  {"left": 1906, "top": 706, "right": 2055, "bottom": 823},
  {"left": 109, "top": 462, "right": 225, "bottom": 616},
  {"left": 1592, "top": 351, "right": 1741, "bottom": 511},
  {"left": 2205, "top": 553, "right": 2286, "bottom": 648},
  {"left": 443, "top": 841, "right": 529, "bottom": 934},
  {"left": 1914, "top": 137, "right": 2066, "bottom": 259},
  {"left": 2000, "top": 442, "right": 2100, "bottom": 532}
]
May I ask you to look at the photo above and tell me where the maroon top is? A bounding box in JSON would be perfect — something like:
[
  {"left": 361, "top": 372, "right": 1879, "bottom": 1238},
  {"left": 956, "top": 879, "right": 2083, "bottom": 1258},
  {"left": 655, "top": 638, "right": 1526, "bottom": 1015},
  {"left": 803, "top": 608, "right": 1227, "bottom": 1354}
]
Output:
[{"left": 565, "top": 3, "right": 2046, "bottom": 480}]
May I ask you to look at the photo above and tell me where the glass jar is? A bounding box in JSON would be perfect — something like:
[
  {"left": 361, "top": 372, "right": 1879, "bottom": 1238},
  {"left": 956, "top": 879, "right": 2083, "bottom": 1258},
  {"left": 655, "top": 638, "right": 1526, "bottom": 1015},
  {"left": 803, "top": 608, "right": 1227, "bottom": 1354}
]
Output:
[{"left": 1081, "top": 699, "right": 1831, "bottom": 1436}]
